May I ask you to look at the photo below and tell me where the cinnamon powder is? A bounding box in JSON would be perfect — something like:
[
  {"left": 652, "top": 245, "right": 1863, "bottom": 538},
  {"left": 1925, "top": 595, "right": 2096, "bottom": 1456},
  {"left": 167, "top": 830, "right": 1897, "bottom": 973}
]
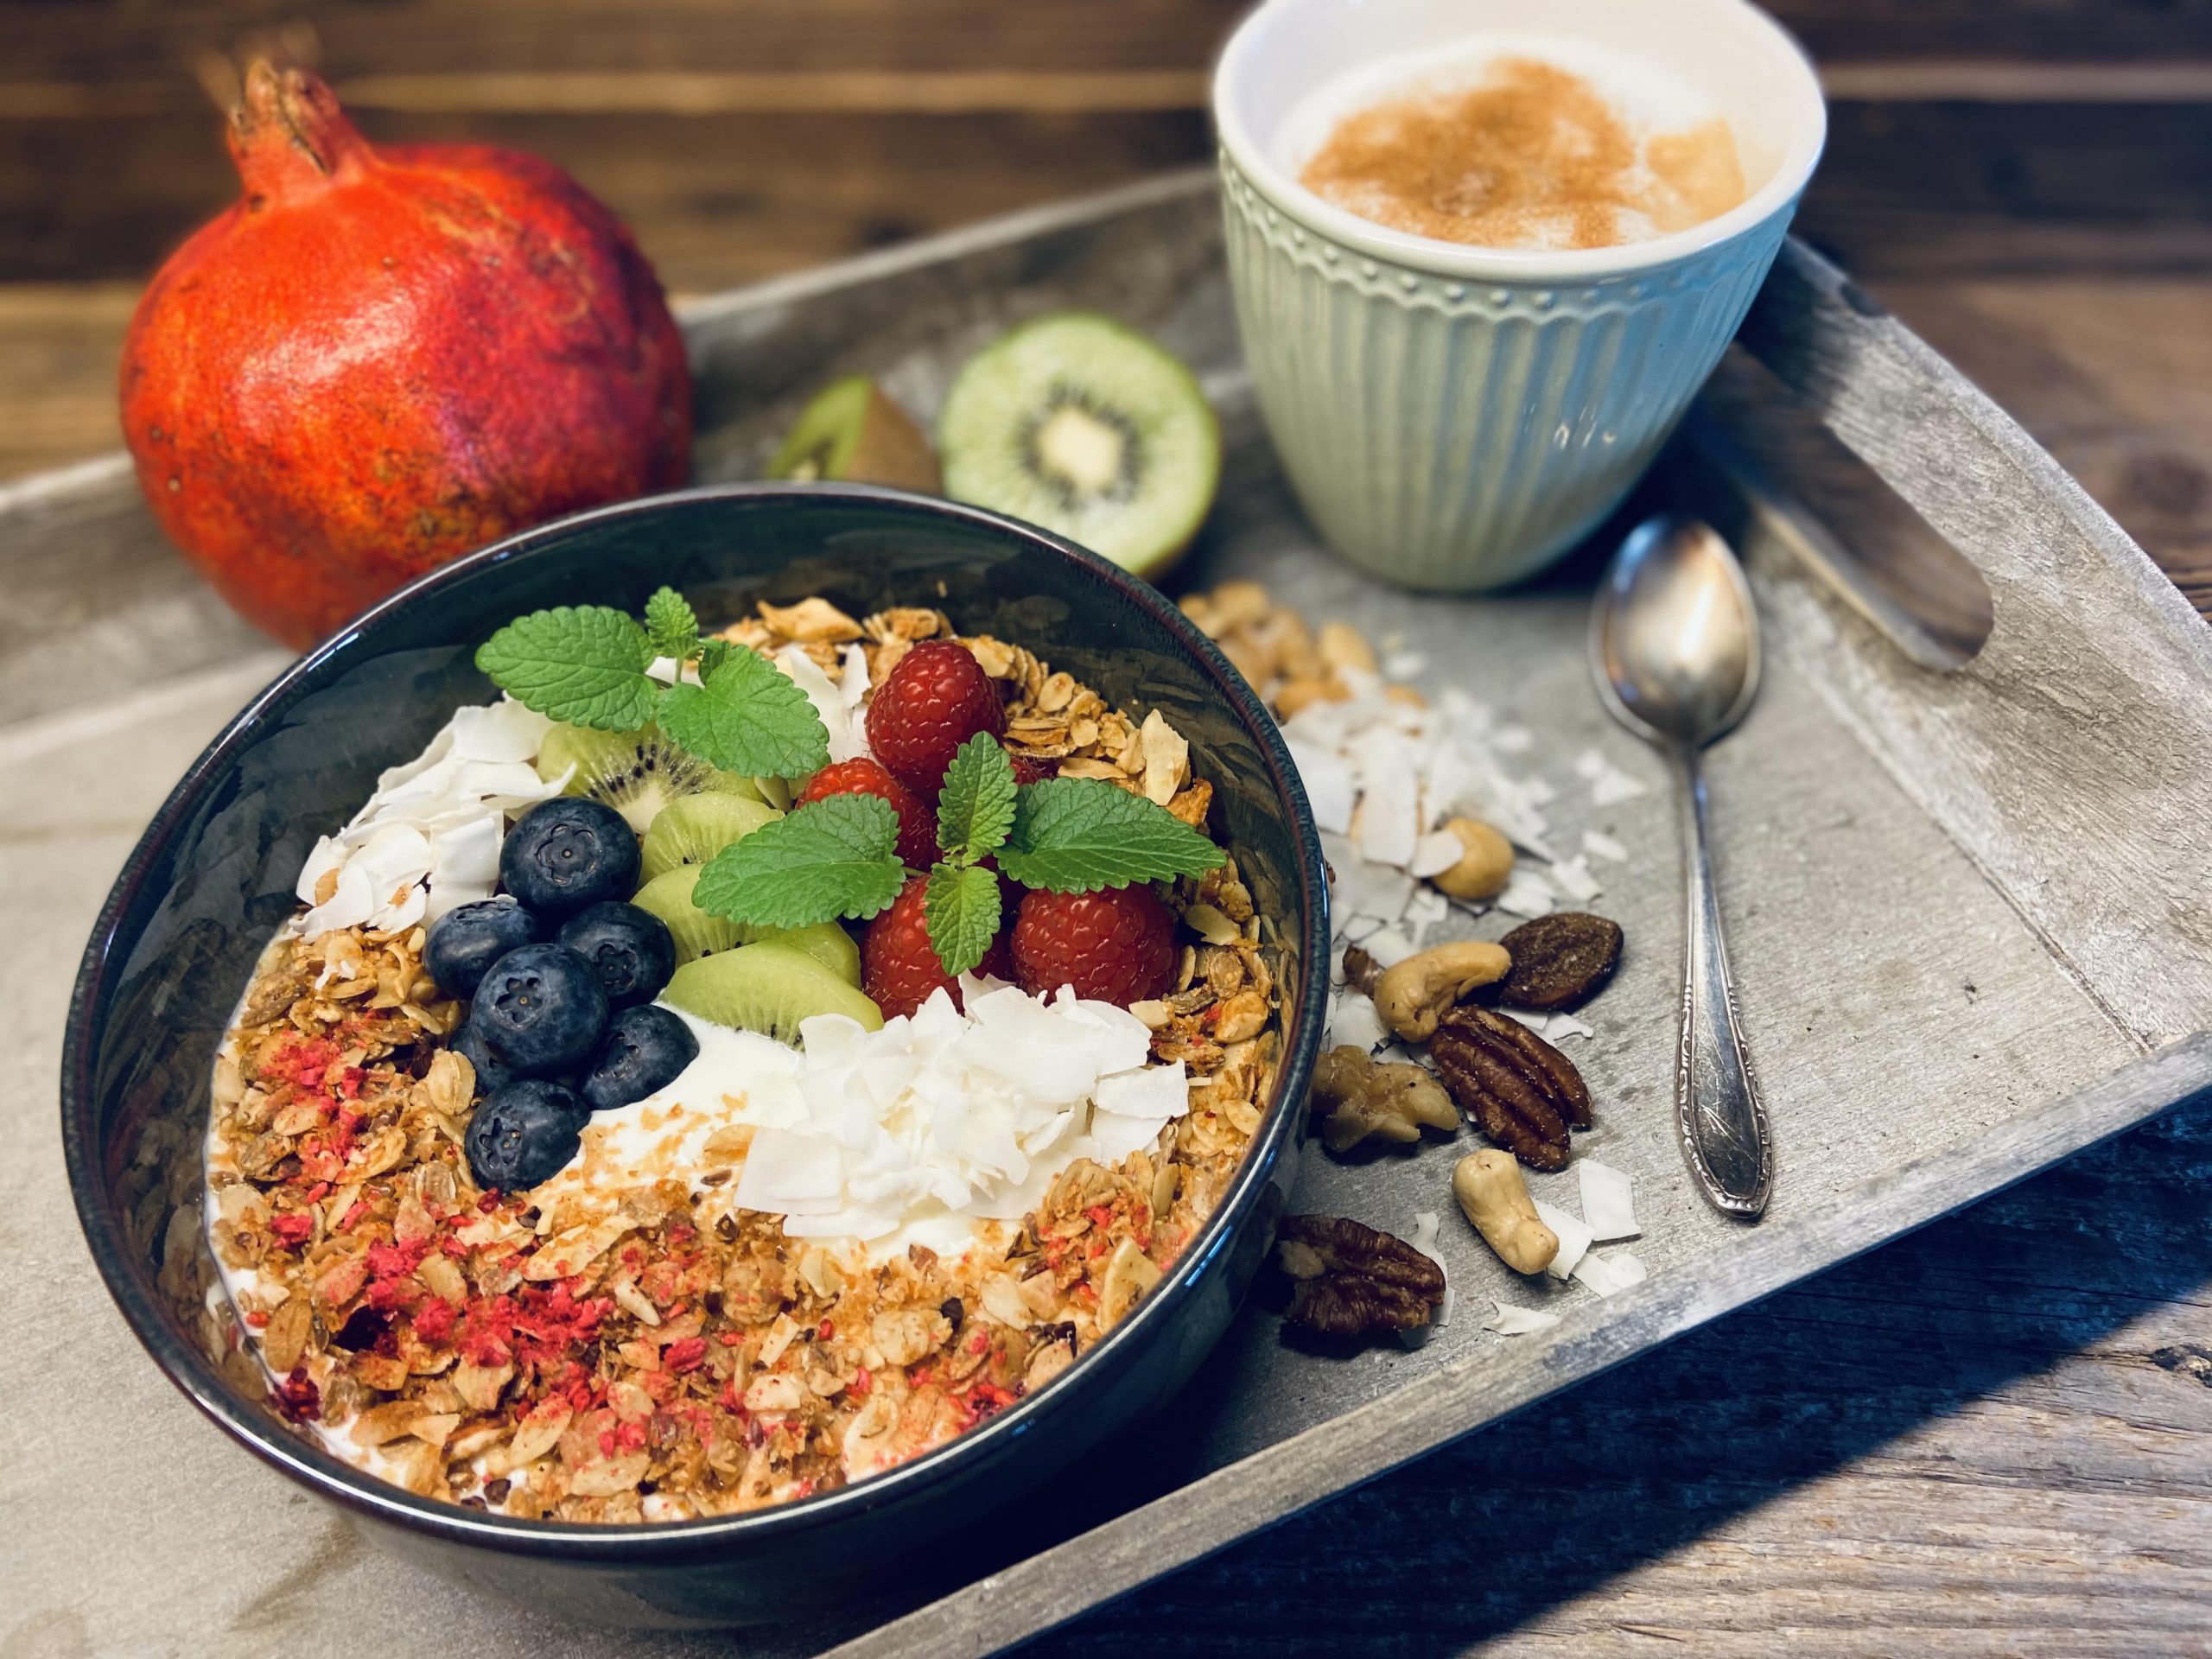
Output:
[{"left": 1300, "top": 56, "right": 1745, "bottom": 251}]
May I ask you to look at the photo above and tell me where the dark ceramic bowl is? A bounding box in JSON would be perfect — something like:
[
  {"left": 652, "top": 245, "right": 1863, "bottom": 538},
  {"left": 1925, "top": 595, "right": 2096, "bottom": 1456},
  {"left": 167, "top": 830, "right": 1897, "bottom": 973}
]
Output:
[{"left": 62, "top": 483, "right": 1327, "bottom": 1629}]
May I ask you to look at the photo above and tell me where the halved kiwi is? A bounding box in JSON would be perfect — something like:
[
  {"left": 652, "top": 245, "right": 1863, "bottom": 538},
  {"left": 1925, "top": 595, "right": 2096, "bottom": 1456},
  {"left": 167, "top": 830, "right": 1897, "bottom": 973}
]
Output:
[
  {"left": 534, "top": 722, "right": 766, "bottom": 836},
  {"left": 768, "top": 376, "right": 942, "bottom": 493},
  {"left": 631, "top": 865, "right": 862, "bottom": 984},
  {"left": 639, "top": 793, "right": 783, "bottom": 881},
  {"left": 938, "top": 312, "right": 1220, "bottom": 580},
  {"left": 664, "top": 942, "right": 884, "bottom": 1044}
]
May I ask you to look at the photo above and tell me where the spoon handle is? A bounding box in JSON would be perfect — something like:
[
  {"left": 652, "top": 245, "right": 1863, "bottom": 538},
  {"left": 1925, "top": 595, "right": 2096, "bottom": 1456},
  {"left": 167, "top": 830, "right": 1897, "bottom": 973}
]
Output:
[{"left": 1671, "top": 747, "right": 1772, "bottom": 1218}]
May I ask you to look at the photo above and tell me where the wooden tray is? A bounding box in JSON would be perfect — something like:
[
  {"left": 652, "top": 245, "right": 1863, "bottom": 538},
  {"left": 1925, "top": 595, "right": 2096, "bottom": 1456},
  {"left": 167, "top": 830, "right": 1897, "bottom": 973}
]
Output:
[{"left": 7, "top": 171, "right": 2209, "bottom": 1658}]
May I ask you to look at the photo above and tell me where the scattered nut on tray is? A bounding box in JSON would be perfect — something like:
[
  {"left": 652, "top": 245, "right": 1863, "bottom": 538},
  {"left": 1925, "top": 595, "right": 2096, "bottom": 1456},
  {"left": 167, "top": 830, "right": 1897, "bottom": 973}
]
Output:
[{"left": 1184, "top": 580, "right": 1644, "bottom": 1344}]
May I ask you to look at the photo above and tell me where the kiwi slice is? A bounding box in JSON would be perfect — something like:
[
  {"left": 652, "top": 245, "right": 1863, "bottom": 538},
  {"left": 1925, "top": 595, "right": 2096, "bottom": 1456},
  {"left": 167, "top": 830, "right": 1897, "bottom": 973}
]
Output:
[
  {"left": 664, "top": 941, "right": 884, "bottom": 1043},
  {"left": 639, "top": 793, "right": 783, "bottom": 881},
  {"left": 938, "top": 312, "right": 1220, "bottom": 580},
  {"left": 631, "top": 865, "right": 862, "bottom": 984},
  {"left": 632, "top": 865, "right": 743, "bottom": 962},
  {"left": 768, "top": 376, "right": 943, "bottom": 493},
  {"left": 534, "top": 722, "right": 767, "bottom": 836}
]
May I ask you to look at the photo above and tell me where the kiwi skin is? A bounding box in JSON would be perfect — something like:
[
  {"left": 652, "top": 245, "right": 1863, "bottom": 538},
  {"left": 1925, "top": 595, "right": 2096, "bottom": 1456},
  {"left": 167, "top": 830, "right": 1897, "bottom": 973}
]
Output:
[
  {"left": 664, "top": 942, "right": 885, "bottom": 1044},
  {"left": 768, "top": 376, "right": 942, "bottom": 493}
]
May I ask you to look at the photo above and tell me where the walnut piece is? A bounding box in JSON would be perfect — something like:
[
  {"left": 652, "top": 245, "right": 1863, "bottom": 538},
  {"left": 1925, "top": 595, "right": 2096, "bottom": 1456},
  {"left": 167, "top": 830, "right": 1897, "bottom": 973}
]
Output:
[
  {"left": 1274, "top": 1214, "right": 1446, "bottom": 1339},
  {"left": 1309, "top": 1045, "right": 1457, "bottom": 1153},
  {"left": 1429, "top": 1005, "right": 1592, "bottom": 1172}
]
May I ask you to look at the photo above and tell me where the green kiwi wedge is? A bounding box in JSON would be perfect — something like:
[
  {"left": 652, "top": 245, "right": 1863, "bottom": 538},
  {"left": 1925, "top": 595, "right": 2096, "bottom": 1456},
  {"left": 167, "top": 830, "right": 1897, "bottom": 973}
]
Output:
[
  {"left": 938, "top": 312, "right": 1220, "bottom": 580},
  {"left": 664, "top": 941, "right": 884, "bottom": 1043},
  {"left": 534, "top": 722, "right": 768, "bottom": 835},
  {"left": 639, "top": 793, "right": 783, "bottom": 881},
  {"left": 631, "top": 865, "right": 862, "bottom": 984},
  {"left": 768, "top": 376, "right": 942, "bottom": 493}
]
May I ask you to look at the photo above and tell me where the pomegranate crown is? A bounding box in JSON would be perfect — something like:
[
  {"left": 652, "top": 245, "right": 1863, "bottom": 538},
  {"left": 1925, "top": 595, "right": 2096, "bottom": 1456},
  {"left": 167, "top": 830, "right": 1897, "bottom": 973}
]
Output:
[{"left": 226, "top": 60, "right": 373, "bottom": 202}]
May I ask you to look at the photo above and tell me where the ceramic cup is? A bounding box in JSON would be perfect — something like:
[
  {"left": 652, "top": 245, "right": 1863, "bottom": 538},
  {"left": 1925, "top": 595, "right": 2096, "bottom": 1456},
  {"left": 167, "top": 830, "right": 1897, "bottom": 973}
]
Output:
[{"left": 1213, "top": 0, "right": 1827, "bottom": 591}]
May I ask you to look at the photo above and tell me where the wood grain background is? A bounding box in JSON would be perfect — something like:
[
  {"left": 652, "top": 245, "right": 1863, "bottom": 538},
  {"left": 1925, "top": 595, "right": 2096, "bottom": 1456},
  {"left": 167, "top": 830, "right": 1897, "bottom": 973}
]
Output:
[{"left": 1, "top": 5, "right": 2209, "bottom": 1654}]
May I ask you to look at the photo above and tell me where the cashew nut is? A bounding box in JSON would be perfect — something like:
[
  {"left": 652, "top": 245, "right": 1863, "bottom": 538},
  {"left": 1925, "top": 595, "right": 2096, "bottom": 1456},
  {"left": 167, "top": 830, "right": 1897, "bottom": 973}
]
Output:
[
  {"left": 1311, "top": 1045, "right": 1458, "bottom": 1152},
  {"left": 1374, "top": 939, "right": 1511, "bottom": 1041},
  {"left": 1452, "top": 1149, "right": 1559, "bottom": 1274},
  {"left": 1274, "top": 674, "right": 1349, "bottom": 718},
  {"left": 1317, "top": 620, "right": 1378, "bottom": 676},
  {"left": 1430, "top": 818, "right": 1516, "bottom": 902}
]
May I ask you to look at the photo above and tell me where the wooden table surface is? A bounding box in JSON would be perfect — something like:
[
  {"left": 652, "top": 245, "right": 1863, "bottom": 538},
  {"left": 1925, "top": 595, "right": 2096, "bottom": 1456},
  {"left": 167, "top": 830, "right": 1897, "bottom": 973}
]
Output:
[{"left": 2, "top": 3, "right": 2209, "bottom": 1652}]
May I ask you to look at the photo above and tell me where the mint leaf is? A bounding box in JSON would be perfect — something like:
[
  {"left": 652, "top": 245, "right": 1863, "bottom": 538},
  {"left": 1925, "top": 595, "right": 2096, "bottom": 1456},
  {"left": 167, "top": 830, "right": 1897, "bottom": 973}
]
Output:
[
  {"left": 936, "top": 734, "right": 1017, "bottom": 867},
  {"left": 658, "top": 646, "right": 830, "bottom": 779},
  {"left": 692, "top": 796, "right": 904, "bottom": 928},
  {"left": 696, "top": 638, "right": 733, "bottom": 680},
  {"left": 925, "top": 862, "right": 1002, "bottom": 977},
  {"left": 475, "top": 606, "right": 658, "bottom": 730},
  {"left": 644, "top": 586, "right": 700, "bottom": 664},
  {"left": 1000, "top": 777, "right": 1226, "bottom": 893}
]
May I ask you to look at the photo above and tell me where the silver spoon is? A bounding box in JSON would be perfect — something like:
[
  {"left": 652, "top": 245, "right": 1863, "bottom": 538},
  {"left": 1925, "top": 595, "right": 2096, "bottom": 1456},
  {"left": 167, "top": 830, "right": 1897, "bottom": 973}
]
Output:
[{"left": 1591, "top": 515, "right": 1772, "bottom": 1219}]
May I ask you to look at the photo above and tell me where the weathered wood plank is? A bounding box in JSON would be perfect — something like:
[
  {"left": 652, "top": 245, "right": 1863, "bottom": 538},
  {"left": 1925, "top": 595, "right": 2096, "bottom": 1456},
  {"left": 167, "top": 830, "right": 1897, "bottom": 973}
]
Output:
[{"left": 1022, "top": 1090, "right": 2212, "bottom": 1658}]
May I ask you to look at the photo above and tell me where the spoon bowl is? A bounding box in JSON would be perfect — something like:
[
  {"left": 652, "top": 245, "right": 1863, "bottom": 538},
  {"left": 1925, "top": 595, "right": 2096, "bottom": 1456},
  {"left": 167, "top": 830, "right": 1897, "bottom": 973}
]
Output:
[{"left": 1592, "top": 515, "right": 1762, "bottom": 751}]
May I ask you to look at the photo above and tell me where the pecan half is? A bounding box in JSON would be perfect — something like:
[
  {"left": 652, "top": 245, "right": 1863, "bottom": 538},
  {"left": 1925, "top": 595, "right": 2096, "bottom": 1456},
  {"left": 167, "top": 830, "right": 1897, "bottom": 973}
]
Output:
[
  {"left": 1274, "top": 1214, "right": 1446, "bottom": 1339},
  {"left": 1429, "top": 1006, "right": 1592, "bottom": 1171},
  {"left": 1491, "top": 912, "right": 1623, "bottom": 1012}
]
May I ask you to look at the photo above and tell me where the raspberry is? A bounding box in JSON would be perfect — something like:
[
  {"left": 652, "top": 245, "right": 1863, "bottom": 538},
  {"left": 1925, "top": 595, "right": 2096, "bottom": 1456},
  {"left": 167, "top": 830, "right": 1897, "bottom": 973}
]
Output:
[
  {"left": 1010, "top": 885, "right": 1178, "bottom": 1007},
  {"left": 1007, "top": 750, "right": 1058, "bottom": 786},
  {"left": 866, "top": 639, "right": 1005, "bottom": 798},
  {"left": 862, "top": 874, "right": 1014, "bottom": 1020},
  {"left": 798, "top": 757, "right": 937, "bottom": 869}
]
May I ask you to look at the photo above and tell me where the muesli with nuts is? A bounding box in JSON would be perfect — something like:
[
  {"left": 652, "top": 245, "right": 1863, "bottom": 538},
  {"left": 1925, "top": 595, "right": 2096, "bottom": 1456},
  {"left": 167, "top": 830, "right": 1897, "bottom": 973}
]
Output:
[{"left": 205, "top": 588, "right": 1281, "bottom": 1521}]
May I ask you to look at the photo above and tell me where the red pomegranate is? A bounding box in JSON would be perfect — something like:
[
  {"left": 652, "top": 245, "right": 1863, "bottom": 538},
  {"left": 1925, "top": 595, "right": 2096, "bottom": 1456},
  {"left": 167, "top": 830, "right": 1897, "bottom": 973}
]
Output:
[{"left": 120, "top": 63, "right": 692, "bottom": 647}]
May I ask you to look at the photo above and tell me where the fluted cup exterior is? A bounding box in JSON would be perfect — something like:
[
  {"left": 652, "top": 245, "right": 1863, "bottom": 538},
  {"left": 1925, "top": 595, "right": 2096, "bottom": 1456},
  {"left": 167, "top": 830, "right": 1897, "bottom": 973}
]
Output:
[{"left": 1220, "top": 151, "right": 1796, "bottom": 591}]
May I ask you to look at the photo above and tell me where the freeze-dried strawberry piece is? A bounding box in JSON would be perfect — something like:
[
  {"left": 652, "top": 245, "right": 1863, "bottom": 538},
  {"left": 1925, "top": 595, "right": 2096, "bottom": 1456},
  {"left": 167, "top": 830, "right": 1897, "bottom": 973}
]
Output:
[
  {"left": 798, "top": 756, "right": 938, "bottom": 869},
  {"left": 865, "top": 639, "right": 1005, "bottom": 798},
  {"left": 1009, "top": 885, "right": 1177, "bottom": 1007}
]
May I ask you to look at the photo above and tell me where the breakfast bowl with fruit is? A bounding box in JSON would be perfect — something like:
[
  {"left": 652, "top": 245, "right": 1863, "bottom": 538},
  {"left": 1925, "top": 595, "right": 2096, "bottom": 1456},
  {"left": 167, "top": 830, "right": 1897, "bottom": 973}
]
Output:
[{"left": 62, "top": 483, "right": 1326, "bottom": 1625}]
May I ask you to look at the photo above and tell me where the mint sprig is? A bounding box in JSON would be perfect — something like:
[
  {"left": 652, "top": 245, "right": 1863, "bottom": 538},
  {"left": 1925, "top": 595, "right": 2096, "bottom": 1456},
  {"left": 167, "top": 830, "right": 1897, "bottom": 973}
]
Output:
[
  {"left": 475, "top": 586, "right": 829, "bottom": 777},
  {"left": 936, "top": 734, "right": 1019, "bottom": 865},
  {"left": 925, "top": 861, "right": 1003, "bottom": 978},
  {"left": 644, "top": 587, "right": 700, "bottom": 663},
  {"left": 659, "top": 646, "right": 830, "bottom": 779},
  {"left": 999, "top": 776, "right": 1224, "bottom": 893},
  {"left": 474, "top": 606, "right": 658, "bottom": 731},
  {"left": 693, "top": 795, "right": 905, "bottom": 928}
]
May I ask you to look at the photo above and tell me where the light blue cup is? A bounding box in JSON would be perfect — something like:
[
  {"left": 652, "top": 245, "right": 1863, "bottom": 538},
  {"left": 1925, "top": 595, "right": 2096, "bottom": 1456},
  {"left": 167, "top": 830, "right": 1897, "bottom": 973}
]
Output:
[{"left": 1214, "top": 0, "right": 1827, "bottom": 591}]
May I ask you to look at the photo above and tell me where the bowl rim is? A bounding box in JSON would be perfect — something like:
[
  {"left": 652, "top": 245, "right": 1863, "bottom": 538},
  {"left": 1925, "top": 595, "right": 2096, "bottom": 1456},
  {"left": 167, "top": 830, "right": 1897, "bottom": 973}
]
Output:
[{"left": 61, "top": 480, "right": 1331, "bottom": 1560}]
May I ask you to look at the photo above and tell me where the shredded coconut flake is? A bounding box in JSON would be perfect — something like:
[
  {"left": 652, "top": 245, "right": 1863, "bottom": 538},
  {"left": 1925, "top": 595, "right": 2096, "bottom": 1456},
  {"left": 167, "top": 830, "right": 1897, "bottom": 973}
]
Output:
[
  {"left": 1484, "top": 1300, "right": 1561, "bottom": 1336},
  {"left": 1572, "top": 1249, "right": 1648, "bottom": 1298},
  {"left": 1578, "top": 1160, "right": 1639, "bottom": 1241},
  {"left": 296, "top": 697, "right": 563, "bottom": 937},
  {"left": 1533, "top": 1198, "right": 1592, "bottom": 1280},
  {"left": 1582, "top": 829, "right": 1628, "bottom": 863}
]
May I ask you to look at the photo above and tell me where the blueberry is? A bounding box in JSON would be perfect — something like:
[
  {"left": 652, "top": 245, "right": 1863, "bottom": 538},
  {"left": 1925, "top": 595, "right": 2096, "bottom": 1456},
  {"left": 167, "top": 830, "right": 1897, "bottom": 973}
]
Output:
[
  {"left": 557, "top": 901, "right": 677, "bottom": 1010},
  {"left": 450, "top": 1021, "right": 519, "bottom": 1097},
  {"left": 580, "top": 1005, "right": 701, "bottom": 1114},
  {"left": 424, "top": 897, "right": 543, "bottom": 998},
  {"left": 464, "top": 1080, "right": 589, "bottom": 1191},
  {"left": 466, "top": 943, "right": 607, "bottom": 1076},
  {"left": 499, "top": 798, "right": 640, "bottom": 916}
]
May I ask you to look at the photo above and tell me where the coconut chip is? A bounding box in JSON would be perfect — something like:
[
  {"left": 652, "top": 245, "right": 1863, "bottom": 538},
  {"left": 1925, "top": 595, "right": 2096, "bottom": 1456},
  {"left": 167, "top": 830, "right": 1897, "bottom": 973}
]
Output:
[
  {"left": 1532, "top": 1198, "right": 1592, "bottom": 1281},
  {"left": 1484, "top": 1300, "right": 1561, "bottom": 1336},
  {"left": 1582, "top": 829, "right": 1628, "bottom": 863},
  {"left": 1577, "top": 1160, "right": 1639, "bottom": 1242},
  {"left": 1572, "top": 1249, "right": 1647, "bottom": 1298}
]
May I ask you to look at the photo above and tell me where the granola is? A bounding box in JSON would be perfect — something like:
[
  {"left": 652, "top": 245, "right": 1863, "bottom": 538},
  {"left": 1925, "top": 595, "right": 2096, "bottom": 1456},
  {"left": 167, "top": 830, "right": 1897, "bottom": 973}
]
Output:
[{"left": 205, "top": 595, "right": 1280, "bottom": 1522}]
